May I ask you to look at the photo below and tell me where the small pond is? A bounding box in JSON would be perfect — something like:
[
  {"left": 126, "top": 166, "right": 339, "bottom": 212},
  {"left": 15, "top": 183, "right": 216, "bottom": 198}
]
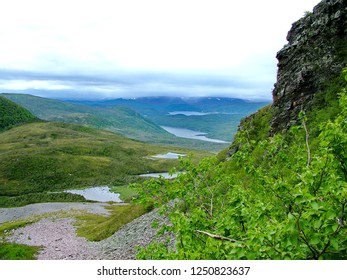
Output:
[
  {"left": 64, "top": 186, "right": 122, "bottom": 202},
  {"left": 152, "top": 152, "right": 186, "bottom": 159}
]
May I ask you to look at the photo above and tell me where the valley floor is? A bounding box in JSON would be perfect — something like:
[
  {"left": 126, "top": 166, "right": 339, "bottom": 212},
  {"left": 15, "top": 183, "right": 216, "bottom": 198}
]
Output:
[{"left": 1, "top": 202, "right": 171, "bottom": 260}]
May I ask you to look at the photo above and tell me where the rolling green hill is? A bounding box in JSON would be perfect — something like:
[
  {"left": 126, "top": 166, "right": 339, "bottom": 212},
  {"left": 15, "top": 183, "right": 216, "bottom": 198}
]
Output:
[
  {"left": 1, "top": 93, "right": 168, "bottom": 142},
  {"left": 0, "top": 96, "right": 38, "bottom": 131},
  {"left": 1, "top": 93, "right": 228, "bottom": 151},
  {"left": 0, "top": 121, "right": 208, "bottom": 206}
]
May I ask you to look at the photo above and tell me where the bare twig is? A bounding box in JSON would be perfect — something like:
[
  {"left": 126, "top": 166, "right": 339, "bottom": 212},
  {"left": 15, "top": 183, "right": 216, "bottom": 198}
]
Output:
[
  {"left": 302, "top": 115, "right": 311, "bottom": 167},
  {"left": 195, "top": 230, "right": 237, "bottom": 243}
]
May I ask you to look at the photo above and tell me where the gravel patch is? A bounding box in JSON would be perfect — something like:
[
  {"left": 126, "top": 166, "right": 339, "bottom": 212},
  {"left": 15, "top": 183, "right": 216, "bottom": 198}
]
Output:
[
  {"left": 3, "top": 203, "right": 174, "bottom": 260},
  {"left": 6, "top": 218, "right": 101, "bottom": 260},
  {"left": 0, "top": 202, "right": 111, "bottom": 224}
]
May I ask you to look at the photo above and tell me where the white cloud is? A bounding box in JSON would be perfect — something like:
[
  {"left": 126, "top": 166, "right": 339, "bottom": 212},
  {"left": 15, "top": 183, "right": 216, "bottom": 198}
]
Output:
[
  {"left": 0, "top": 0, "right": 321, "bottom": 99},
  {"left": 0, "top": 79, "right": 72, "bottom": 91}
]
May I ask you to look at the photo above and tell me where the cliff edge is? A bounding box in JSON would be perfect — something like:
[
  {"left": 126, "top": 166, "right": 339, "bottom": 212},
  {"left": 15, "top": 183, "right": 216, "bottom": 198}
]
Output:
[{"left": 271, "top": 0, "right": 347, "bottom": 133}]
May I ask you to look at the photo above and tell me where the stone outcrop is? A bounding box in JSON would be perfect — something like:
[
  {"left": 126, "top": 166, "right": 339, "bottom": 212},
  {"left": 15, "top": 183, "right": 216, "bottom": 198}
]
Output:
[{"left": 271, "top": 0, "right": 347, "bottom": 133}]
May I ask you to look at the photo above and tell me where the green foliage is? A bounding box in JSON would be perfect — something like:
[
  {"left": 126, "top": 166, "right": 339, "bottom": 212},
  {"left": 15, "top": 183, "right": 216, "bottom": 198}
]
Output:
[
  {"left": 0, "top": 243, "right": 40, "bottom": 260},
  {"left": 307, "top": 72, "right": 347, "bottom": 139},
  {"left": 233, "top": 105, "right": 272, "bottom": 146},
  {"left": 0, "top": 96, "right": 38, "bottom": 131},
  {"left": 134, "top": 72, "right": 347, "bottom": 260}
]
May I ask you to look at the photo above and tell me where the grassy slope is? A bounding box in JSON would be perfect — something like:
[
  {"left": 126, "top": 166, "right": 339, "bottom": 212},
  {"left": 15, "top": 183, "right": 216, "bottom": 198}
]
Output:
[
  {"left": 74, "top": 204, "right": 147, "bottom": 241},
  {"left": 0, "top": 96, "right": 38, "bottom": 131},
  {"left": 0, "top": 121, "right": 208, "bottom": 199},
  {"left": 1, "top": 93, "right": 169, "bottom": 142}
]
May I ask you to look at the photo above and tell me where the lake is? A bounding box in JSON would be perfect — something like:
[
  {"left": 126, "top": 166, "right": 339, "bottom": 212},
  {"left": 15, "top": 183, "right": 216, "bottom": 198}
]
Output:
[
  {"left": 168, "top": 111, "right": 242, "bottom": 116},
  {"left": 64, "top": 186, "right": 122, "bottom": 202},
  {"left": 168, "top": 111, "right": 210, "bottom": 116},
  {"left": 161, "top": 126, "right": 228, "bottom": 143}
]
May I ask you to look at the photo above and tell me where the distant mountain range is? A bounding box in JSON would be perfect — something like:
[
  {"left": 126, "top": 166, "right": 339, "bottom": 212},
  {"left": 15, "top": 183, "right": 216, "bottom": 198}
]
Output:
[
  {"left": 66, "top": 96, "right": 269, "bottom": 116},
  {"left": 67, "top": 96, "right": 270, "bottom": 143},
  {"left": 1, "top": 93, "right": 269, "bottom": 151}
]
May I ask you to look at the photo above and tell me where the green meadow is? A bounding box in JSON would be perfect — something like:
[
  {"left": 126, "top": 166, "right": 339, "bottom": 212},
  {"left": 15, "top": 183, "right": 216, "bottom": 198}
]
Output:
[{"left": 0, "top": 121, "right": 209, "bottom": 207}]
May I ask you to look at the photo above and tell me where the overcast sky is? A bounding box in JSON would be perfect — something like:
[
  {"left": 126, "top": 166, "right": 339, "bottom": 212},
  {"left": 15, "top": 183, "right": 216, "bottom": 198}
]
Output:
[{"left": 0, "top": 0, "right": 321, "bottom": 101}]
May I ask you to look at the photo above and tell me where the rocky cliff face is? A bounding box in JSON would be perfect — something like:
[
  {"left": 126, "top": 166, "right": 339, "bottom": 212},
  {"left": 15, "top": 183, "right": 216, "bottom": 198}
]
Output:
[{"left": 271, "top": 0, "right": 347, "bottom": 133}]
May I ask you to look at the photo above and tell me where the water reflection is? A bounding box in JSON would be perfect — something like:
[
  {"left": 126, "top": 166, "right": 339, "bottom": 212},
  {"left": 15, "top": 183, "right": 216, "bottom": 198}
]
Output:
[
  {"left": 161, "top": 126, "right": 227, "bottom": 143},
  {"left": 152, "top": 152, "right": 186, "bottom": 159},
  {"left": 64, "top": 186, "right": 122, "bottom": 202},
  {"left": 168, "top": 111, "right": 210, "bottom": 116}
]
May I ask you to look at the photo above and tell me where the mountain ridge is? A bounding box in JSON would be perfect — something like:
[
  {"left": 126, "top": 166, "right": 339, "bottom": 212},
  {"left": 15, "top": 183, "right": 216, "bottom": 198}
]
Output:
[
  {"left": 65, "top": 96, "right": 269, "bottom": 115},
  {"left": 1, "top": 93, "right": 267, "bottom": 151},
  {"left": 0, "top": 93, "right": 178, "bottom": 144}
]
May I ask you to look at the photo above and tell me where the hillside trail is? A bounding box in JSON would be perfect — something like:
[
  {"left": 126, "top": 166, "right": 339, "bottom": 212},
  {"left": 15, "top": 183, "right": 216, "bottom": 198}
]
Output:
[{"left": 1, "top": 202, "right": 170, "bottom": 260}]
